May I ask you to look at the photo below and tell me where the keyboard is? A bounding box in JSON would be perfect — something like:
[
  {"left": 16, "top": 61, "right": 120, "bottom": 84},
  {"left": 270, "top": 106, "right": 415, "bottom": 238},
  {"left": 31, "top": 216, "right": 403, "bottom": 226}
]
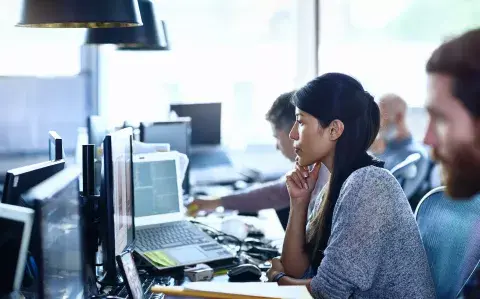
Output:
[
  {"left": 113, "top": 276, "right": 173, "bottom": 299},
  {"left": 136, "top": 221, "right": 211, "bottom": 252}
]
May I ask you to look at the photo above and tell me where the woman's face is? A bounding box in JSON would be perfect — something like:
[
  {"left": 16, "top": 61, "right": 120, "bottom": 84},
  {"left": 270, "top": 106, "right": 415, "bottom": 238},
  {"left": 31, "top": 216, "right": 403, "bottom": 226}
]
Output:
[{"left": 289, "top": 108, "right": 335, "bottom": 167}]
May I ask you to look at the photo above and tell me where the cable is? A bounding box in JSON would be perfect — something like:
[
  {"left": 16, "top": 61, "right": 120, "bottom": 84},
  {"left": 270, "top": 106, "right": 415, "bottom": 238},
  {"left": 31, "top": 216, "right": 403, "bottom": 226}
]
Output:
[
  {"left": 189, "top": 220, "right": 243, "bottom": 248},
  {"left": 189, "top": 220, "right": 281, "bottom": 261}
]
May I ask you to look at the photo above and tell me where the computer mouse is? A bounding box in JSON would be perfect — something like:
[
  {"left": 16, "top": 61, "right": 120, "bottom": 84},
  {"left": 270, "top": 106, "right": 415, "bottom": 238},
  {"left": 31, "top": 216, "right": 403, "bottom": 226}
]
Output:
[
  {"left": 227, "top": 264, "right": 262, "bottom": 282},
  {"left": 221, "top": 217, "right": 249, "bottom": 240}
]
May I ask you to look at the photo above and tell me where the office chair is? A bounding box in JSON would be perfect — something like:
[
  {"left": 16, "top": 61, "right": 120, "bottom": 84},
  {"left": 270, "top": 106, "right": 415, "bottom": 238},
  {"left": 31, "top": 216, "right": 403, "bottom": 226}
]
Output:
[
  {"left": 391, "top": 152, "right": 421, "bottom": 180},
  {"left": 415, "top": 187, "right": 480, "bottom": 298},
  {"left": 390, "top": 152, "right": 430, "bottom": 208}
]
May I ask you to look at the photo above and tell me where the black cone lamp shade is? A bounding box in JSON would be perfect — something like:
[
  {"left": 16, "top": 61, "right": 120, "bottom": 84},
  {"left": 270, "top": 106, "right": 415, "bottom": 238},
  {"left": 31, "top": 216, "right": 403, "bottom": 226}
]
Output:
[
  {"left": 86, "top": 0, "right": 170, "bottom": 51},
  {"left": 118, "top": 20, "right": 170, "bottom": 51},
  {"left": 17, "top": 0, "right": 142, "bottom": 28}
]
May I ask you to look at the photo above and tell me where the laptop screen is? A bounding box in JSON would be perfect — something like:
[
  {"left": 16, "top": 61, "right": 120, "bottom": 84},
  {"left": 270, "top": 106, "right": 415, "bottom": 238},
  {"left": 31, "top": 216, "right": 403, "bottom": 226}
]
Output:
[{"left": 134, "top": 158, "right": 181, "bottom": 218}]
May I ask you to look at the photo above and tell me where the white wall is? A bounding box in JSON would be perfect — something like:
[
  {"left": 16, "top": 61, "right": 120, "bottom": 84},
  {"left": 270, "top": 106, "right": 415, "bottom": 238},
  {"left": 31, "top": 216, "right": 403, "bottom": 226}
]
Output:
[{"left": 406, "top": 107, "right": 429, "bottom": 142}]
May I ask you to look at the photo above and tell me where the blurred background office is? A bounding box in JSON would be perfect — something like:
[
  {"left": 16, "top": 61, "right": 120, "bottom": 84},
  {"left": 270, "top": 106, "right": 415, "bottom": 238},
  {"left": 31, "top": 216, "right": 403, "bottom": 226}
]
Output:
[{"left": 0, "top": 0, "right": 480, "bottom": 205}]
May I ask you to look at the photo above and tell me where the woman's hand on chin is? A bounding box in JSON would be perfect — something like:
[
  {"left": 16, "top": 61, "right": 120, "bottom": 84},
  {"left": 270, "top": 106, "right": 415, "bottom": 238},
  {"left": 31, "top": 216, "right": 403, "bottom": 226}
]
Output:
[{"left": 286, "top": 162, "right": 322, "bottom": 209}]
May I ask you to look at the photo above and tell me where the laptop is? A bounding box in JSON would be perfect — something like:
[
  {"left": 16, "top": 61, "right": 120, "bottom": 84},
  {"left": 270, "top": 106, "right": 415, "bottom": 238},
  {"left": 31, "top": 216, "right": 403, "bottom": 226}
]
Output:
[{"left": 132, "top": 152, "right": 235, "bottom": 269}]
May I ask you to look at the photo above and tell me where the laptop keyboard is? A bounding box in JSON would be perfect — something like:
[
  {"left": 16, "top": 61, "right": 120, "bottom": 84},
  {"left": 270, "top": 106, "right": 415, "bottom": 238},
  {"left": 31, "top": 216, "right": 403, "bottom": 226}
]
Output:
[
  {"left": 113, "top": 276, "right": 173, "bottom": 299},
  {"left": 136, "top": 221, "right": 211, "bottom": 252}
]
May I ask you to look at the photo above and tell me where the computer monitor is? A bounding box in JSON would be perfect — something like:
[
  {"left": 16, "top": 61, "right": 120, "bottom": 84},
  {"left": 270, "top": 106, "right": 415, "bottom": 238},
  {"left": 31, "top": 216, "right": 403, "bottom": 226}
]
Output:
[
  {"left": 170, "top": 103, "right": 221, "bottom": 145},
  {"left": 48, "top": 131, "right": 64, "bottom": 161},
  {"left": 87, "top": 116, "right": 108, "bottom": 193},
  {"left": 139, "top": 119, "right": 191, "bottom": 195},
  {"left": 22, "top": 166, "right": 84, "bottom": 299},
  {"left": 0, "top": 204, "right": 34, "bottom": 296},
  {"left": 101, "top": 127, "right": 135, "bottom": 283},
  {"left": 87, "top": 115, "right": 108, "bottom": 150},
  {"left": 1, "top": 160, "right": 66, "bottom": 205}
]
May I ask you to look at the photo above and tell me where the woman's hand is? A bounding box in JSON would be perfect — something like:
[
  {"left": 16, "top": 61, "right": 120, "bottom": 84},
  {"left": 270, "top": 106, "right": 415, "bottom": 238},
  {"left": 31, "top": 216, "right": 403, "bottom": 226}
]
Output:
[
  {"left": 266, "top": 257, "right": 285, "bottom": 282},
  {"left": 286, "top": 162, "right": 322, "bottom": 209}
]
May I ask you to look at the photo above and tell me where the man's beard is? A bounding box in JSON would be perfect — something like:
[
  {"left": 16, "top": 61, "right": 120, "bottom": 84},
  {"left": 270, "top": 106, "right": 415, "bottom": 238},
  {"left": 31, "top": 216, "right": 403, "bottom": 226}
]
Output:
[{"left": 433, "top": 143, "right": 480, "bottom": 199}]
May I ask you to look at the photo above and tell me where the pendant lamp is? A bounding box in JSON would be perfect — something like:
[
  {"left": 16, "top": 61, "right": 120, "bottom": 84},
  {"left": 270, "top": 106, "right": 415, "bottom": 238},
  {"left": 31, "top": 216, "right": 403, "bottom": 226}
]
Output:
[
  {"left": 17, "top": 0, "right": 142, "bottom": 28},
  {"left": 85, "top": 0, "right": 170, "bottom": 51}
]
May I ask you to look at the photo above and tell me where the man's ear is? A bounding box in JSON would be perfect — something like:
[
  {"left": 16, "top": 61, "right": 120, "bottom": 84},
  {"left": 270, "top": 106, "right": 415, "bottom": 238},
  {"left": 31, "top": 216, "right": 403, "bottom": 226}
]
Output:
[{"left": 328, "top": 120, "right": 344, "bottom": 141}]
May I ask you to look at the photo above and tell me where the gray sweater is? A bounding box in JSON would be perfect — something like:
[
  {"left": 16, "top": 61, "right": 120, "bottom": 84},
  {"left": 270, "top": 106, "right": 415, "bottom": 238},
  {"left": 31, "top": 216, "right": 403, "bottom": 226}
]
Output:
[{"left": 305, "top": 166, "right": 435, "bottom": 299}]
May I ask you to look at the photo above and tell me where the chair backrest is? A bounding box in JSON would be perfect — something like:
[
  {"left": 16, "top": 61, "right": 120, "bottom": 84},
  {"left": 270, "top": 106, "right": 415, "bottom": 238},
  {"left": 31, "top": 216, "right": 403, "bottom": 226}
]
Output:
[
  {"left": 391, "top": 153, "right": 421, "bottom": 177},
  {"left": 391, "top": 152, "right": 431, "bottom": 205},
  {"left": 415, "top": 187, "right": 480, "bottom": 298}
]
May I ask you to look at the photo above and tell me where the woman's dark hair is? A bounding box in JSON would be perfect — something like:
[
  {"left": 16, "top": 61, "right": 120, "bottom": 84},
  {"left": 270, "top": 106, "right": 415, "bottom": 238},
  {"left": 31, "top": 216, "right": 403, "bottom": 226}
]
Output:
[{"left": 292, "top": 73, "right": 383, "bottom": 268}]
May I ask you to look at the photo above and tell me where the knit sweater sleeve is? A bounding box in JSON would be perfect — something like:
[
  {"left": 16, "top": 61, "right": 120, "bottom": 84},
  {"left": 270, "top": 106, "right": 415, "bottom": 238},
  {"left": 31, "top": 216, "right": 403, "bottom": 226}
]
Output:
[{"left": 309, "top": 167, "right": 394, "bottom": 298}]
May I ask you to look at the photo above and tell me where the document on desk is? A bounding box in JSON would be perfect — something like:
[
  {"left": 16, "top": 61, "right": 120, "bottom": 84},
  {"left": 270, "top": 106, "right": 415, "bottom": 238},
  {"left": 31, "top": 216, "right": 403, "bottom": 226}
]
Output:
[{"left": 152, "top": 281, "right": 312, "bottom": 299}]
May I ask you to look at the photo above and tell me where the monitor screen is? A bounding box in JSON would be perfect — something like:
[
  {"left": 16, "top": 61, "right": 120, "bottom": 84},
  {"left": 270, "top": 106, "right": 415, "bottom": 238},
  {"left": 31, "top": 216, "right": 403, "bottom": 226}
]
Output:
[
  {"left": 22, "top": 167, "right": 84, "bottom": 299},
  {"left": 170, "top": 103, "right": 221, "bottom": 145},
  {"left": 104, "top": 128, "right": 134, "bottom": 256},
  {"left": 134, "top": 158, "right": 180, "bottom": 217},
  {"left": 141, "top": 121, "right": 190, "bottom": 155},
  {"left": 1, "top": 160, "right": 66, "bottom": 205},
  {"left": 140, "top": 120, "right": 191, "bottom": 195}
]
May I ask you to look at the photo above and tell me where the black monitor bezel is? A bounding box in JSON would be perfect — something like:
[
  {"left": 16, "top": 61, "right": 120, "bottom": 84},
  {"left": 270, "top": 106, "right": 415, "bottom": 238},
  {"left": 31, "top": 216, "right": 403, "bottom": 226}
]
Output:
[
  {"left": 48, "top": 131, "right": 64, "bottom": 161},
  {"left": 101, "top": 127, "right": 135, "bottom": 281},
  {"left": 1, "top": 160, "right": 66, "bottom": 206}
]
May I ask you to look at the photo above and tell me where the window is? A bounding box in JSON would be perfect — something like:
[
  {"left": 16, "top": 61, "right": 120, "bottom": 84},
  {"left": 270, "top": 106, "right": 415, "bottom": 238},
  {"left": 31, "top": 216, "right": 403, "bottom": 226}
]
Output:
[
  {"left": 0, "top": 3, "right": 87, "bottom": 154},
  {"left": 0, "top": 2, "right": 84, "bottom": 76},
  {"left": 99, "top": 0, "right": 316, "bottom": 147},
  {"left": 318, "top": 0, "right": 480, "bottom": 107}
]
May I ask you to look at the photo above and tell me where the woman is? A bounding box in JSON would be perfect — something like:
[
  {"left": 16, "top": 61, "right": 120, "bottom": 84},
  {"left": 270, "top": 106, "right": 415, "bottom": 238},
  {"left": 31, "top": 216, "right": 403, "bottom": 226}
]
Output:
[{"left": 266, "top": 73, "right": 435, "bottom": 298}]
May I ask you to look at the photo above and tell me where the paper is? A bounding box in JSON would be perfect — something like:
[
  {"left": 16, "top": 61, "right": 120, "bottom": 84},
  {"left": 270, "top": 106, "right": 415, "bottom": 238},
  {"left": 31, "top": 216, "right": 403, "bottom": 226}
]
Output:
[
  {"left": 144, "top": 250, "right": 177, "bottom": 267},
  {"left": 133, "top": 140, "right": 170, "bottom": 153},
  {"left": 183, "top": 282, "right": 312, "bottom": 299}
]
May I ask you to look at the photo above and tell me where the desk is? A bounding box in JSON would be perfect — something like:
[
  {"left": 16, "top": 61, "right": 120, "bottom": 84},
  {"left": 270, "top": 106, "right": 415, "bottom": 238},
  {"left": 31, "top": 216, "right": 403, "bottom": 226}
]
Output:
[
  {"left": 193, "top": 208, "right": 285, "bottom": 243},
  {"left": 105, "top": 210, "right": 285, "bottom": 298}
]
